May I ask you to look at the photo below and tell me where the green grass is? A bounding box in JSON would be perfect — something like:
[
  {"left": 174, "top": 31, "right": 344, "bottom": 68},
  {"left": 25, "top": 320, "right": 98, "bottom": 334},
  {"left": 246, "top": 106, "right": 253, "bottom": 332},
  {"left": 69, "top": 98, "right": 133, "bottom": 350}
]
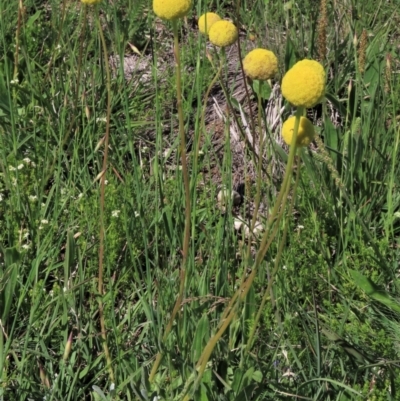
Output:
[{"left": 1, "top": 0, "right": 400, "bottom": 400}]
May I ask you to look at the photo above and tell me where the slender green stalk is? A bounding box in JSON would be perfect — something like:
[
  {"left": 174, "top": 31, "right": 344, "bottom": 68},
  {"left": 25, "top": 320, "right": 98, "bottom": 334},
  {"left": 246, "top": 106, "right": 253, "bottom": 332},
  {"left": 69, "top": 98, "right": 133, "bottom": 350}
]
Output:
[
  {"left": 96, "top": 10, "right": 115, "bottom": 385},
  {"left": 246, "top": 154, "right": 301, "bottom": 351},
  {"left": 192, "top": 59, "right": 222, "bottom": 193},
  {"left": 149, "top": 19, "right": 191, "bottom": 383},
  {"left": 250, "top": 82, "right": 265, "bottom": 235},
  {"left": 13, "top": 0, "right": 23, "bottom": 83},
  {"left": 189, "top": 108, "right": 303, "bottom": 396},
  {"left": 386, "top": 125, "right": 400, "bottom": 239}
]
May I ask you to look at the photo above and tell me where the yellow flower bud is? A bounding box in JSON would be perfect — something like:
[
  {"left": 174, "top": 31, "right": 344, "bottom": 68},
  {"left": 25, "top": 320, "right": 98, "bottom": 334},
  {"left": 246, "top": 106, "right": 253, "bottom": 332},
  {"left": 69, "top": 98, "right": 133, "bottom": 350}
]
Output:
[
  {"left": 153, "top": 0, "right": 192, "bottom": 21},
  {"left": 198, "top": 12, "right": 221, "bottom": 35},
  {"left": 243, "top": 48, "right": 278, "bottom": 81},
  {"left": 282, "top": 116, "right": 315, "bottom": 147},
  {"left": 208, "top": 20, "right": 238, "bottom": 48},
  {"left": 281, "top": 59, "right": 325, "bottom": 108}
]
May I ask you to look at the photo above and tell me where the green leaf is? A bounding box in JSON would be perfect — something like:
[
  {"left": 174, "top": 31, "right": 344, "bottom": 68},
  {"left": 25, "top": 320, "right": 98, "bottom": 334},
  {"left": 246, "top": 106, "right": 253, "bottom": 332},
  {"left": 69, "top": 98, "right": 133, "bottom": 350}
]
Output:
[
  {"left": 349, "top": 269, "right": 400, "bottom": 313},
  {"left": 64, "top": 231, "right": 75, "bottom": 286},
  {"left": 284, "top": 35, "right": 297, "bottom": 72},
  {"left": 251, "top": 80, "right": 272, "bottom": 100},
  {"left": 0, "top": 247, "right": 20, "bottom": 322},
  {"left": 92, "top": 385, "right": 108, "bottom": 401},
  {"left": 192, "top": 314, "right": 209, "bottom": 361}
]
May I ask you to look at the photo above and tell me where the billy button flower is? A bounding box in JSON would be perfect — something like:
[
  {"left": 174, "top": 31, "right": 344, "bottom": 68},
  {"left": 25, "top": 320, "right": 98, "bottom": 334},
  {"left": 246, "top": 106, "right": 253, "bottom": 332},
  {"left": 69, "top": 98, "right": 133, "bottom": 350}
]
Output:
[
  {"left": 282, "top": 115, "right": 315, "bottom": 147},
  {"left": 281, "top": 59, "right": 325, "bottom": 108},
  {"left": 81, "top": 0, "right": 101, "bottom": 4},
  {"left": 153, "top": 0, "right": 192, "bottom": 20},
  {"left": 243, "top": 48, "right": 278, "bottom": 81},
  {"left": 198, "top": 12, "right": 221, "bottom": 35},
  {"left": 209, "top": 20, "right": 238, "bottom": 47}
]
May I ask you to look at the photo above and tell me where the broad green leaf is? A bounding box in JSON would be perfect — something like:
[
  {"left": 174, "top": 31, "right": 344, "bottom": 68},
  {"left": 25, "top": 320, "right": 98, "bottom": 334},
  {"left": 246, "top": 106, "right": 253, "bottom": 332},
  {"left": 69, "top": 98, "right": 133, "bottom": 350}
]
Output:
[
  {"left": 1, "top": 247, "right": 20, "bottom": 322},
  {"left": 251, "top": 80, "right": 272, "bottom": 101},
  {"left": 192, "top": 314, "right": 209, "bottom": 361},
  {"left": 349, "top": 269, "right": 400, "bottom": 313}
]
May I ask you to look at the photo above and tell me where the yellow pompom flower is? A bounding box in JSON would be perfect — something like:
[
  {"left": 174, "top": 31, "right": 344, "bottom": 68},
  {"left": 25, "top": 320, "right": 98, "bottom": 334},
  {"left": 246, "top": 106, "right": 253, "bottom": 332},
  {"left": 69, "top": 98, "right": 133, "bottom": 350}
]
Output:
[
  {"left": 282, "top": 116, "right": 315, "bottom": 147},
  {"left": 198, "top": 12, "right": 221, "bottom": 35},
  {"left": 243, "top": 48, "right": 278, "bottom": 81},
  {"left": 81, "top": 0, "right": 101, "bottom": 4},
  {"left": 208, "top": 20, "right": 238, "bottom": 47},
  {"left": 153, "top": 0, "right": 192, "bottom": 21},
  {"left": 281, "top": 59, "right": 325, "bottom": 108}
]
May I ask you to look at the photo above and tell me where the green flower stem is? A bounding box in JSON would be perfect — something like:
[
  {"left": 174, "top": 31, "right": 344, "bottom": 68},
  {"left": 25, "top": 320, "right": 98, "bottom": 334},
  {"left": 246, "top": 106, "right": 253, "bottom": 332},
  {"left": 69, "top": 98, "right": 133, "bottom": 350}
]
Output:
[
  {"left": 149, "top": 19, "right": 191, "bottom": 383},
  {"left": 246, "top": 154, "right": 301, "bottom": 352},
  {"left": 192, "top": 58, "right": 223, "bottom": 193},
  {"left": 192, "top": 108, "right": 303, "bottom": 393},
  {"left": 250, "top": 81, "right": 265, "bottom": 237},
  {"left": 96, "top": 12, "right": 115, "bottom": 385}
]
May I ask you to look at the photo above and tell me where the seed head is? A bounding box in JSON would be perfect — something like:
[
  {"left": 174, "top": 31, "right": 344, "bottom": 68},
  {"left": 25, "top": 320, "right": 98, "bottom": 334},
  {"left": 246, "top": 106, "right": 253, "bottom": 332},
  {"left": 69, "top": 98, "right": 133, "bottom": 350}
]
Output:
[
  {"left": 208, "top": 20, "right": 238, "bottom": 48},
  {"left": 281, "top": 59, "right": 325, "bottom": 108},
  {"left": 198, "top": 12, "right": 221, "bottom": 35},
  {"left": 153, "top": 0, "right": 192, "bottom": 21},
  {"left": 81, "top": 0, "right": 101, "bottom": 4},
  {"left": 243, "top": 48, "right": 278, "bottom": 81},
  {"left": 282, "top": 116, "right": 315, "bottom": 147}
]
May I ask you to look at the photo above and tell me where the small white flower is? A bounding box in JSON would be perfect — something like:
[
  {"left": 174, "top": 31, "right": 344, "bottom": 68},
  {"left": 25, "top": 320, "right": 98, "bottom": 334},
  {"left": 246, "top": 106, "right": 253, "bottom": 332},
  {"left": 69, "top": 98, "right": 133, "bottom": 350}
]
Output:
[
  {"left": 29, "top": 195, "right": 38, "bottom": 202},
  {"left": 104, "top": 180, "right": 109, "bottom": 185},
  {"left": 77, "top": 193, "right": 83, "bottom": 199},
  {"left": 0, "top": 193, "right": 3, "bottom": 202},
  {"left": 41, "top": 203, "right": 46, "bottom": 208},
  {"left": 17, "top": 164, "right": 24, "bottom": 170},
  {"left": 134, "top": 211, "right": 140, "bottom": 218},
  {"left": 96, "top": 117, "right": 107, "bottom": 123},
  {"left": 9, "top": 165, "right": 16, "bottom": 171},
  {"left": 23, "top": 157, "right": 31, "bottom": 163},
  {"left": 41, "top": 219, "right": 49, "bottom": 225},
  {"left": 22, "top": 244, "right": 31, "bottom": 250},
  {"left": 23, "top": 231, "right": 29, "bottom": 239},
  {"left": 111, "top": 210, "right": 121, "bottom": 218}
]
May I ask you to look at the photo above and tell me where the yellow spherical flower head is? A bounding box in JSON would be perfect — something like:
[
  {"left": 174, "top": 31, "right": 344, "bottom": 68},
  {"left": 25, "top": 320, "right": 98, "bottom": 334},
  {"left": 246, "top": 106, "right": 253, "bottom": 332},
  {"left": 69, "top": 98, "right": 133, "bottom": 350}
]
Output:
[
  {"left": 208, "top": 20, "right": 238, "bottom": 48},
  {"left": 198, "top": 12, "right": 221, "bottom": 35},
  {"left": 153, "top": 0, "right": 192, "bottom": 21},
  {"left": 281, "top": 59, "right": 325, "bottom": 108},
  {"left": 282, "top": 116, "right": 315, "bottom": 147},
  {"left": 81, "top": 0, "right": 101, "bottom": 4},
  {"left": 243, "top": 48, "right": 278, "bottom": 81}
]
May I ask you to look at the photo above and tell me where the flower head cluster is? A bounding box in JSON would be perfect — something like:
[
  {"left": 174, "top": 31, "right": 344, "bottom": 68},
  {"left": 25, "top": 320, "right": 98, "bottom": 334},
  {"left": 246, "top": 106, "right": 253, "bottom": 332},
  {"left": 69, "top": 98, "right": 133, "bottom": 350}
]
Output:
[
  {"left": 282, "top": 116, "right": 315, "bottom": 147},
  {"left": 81, "top": 0, "right": 101, "bottom": 4},
  {"left": 281, "top": 59, "right": 325, "bottom": 108},
  {"left": 153, "top": 0, "right": 192, "bottom": 21},
  {"left": 208, "top": 20, "right": 238, "bottom": 47},
  {"left": 243, "top": 48, "right": 278, "bottom": 81},
  {"left": 198, "top": 12, "right": 221, "bottom": 35}
]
